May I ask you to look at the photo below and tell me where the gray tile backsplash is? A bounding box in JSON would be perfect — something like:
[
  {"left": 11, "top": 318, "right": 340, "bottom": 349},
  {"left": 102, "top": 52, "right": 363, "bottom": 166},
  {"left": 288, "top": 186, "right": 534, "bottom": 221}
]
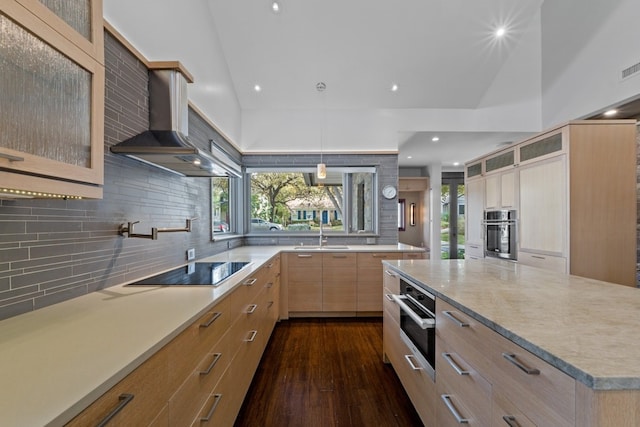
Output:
[{"left": 0, "top": 31, "right": 401, "bottom": 321}]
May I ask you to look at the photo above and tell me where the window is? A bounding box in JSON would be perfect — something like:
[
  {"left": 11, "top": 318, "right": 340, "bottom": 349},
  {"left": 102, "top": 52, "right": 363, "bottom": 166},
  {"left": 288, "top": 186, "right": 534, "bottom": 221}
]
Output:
[
  {"left": 247, "top": 167, "right": 376, "bottom": 234},
  {"left": 211, "top": 177, "right": 232, "bottom": 236}
]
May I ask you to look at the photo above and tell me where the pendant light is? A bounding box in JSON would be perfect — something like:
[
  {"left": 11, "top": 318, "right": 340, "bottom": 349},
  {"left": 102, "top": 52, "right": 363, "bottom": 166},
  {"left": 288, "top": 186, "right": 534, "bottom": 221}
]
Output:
[{"left": 316, "top": 82, "right": 327, "bottom": 180}]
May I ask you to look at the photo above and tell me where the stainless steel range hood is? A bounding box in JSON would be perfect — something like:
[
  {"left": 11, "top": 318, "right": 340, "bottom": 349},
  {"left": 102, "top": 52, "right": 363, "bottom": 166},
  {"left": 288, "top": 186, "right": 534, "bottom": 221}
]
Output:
[{"left": 111, "top": 68, "right": 241, "bottom": 177}]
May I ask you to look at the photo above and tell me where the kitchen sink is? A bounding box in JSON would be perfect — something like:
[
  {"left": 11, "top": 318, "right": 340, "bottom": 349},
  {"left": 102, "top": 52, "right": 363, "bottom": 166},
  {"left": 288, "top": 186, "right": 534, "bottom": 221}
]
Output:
[{"left": 293, "top": 245, "right": 350, "bottom": 250}]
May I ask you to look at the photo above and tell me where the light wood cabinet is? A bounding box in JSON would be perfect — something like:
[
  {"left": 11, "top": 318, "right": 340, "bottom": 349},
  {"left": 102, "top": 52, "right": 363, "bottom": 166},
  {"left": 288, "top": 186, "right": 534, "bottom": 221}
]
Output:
[
  {"left": 465, "top": 120, "right": 637, "bottom": 286},
  {"left": 322, "top": 253, "right": 357, "bottom": 311},
  {"left": 1, "top": 0, "right": 104, "bottom": 198},
  {"left": 287, "top": 252, "right": 323, "bottom": 312},
  {"left": 356, "top": 252, "right": 404, "bottom": 312},
  {"left": 435, "top": 298, "right": 575, "bottom": 427},
  {"left": 67, "top": 255, "right": 281, "bottom": 426},
  {"left": 465, "top": 178, "right": 485, "bottom": 258},
  {"left": 399, "top": 177, "right": 429, "bottom": 192}
]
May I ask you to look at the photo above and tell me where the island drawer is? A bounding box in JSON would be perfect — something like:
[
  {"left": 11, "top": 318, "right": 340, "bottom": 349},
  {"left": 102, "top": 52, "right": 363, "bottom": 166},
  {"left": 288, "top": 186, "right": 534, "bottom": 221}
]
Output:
[
  {"left": 436, "top": 337, "right": 491, "bottom": 426},
  {"left": 488, "top": 332, "right": 575, "bottom": 427},
  {"left": 435, "top": 298, "right": 497, "bottom": 375}
]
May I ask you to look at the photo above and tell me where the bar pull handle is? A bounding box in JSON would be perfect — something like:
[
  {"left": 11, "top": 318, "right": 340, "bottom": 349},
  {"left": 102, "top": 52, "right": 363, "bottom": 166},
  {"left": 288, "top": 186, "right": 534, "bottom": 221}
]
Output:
[
  {"left": 242, "top": 278, "right": 257, "bottom": 286},
  {"left": 246, "top": 304, "right": 258, "bottom": 314},
  {"left": 297, "top": 254, "right": 313, "bottom": 258},
  {"left": 0, "top": 152, "right": 25, "bottom": 162},
  {"left": 384, "top": 293, "right": 394, "bottom": 302},
  {"left": 531, "top": 255, "right": 546, "bottom": 260},
  {"left": 442, "top": 310, "right": 470, "bottom": 327},
  {"left": 440, "top": 395, "right": 469, "bottom": 424},
  {"left": 404, "top": 354, "right": 423, "bottom": 371},
  {"left": 200, "top": 394, "right": 223, "bottom": 422},
  {"left": 442, "top": 353, "right": 470, "bottom": 376},
  {"left": 267, "top": 301, "right": 274, "bottom": 308},
  {"left": 502, "top": 353, "right": 540, "bottom": 375},
  {"left": 245, "top": 330, "right": 258, "bottom": 342},
  {"left": 503, "top": 415, "right": 522, "bottom": 427},
  {"left": 265, "top": 282, "right": 274, "bottom": 288},
  {"left": 97, "top": 393, "right": 134, "bottom": 427},
  {"left": 199, "top": 312, "right": 221, "bottom": 328},
  {"left": 384, "top": 269, "right": 398, "bottom": 277},
  {"left": 199, "top": 353, "right": 222, "bottom": 375}
]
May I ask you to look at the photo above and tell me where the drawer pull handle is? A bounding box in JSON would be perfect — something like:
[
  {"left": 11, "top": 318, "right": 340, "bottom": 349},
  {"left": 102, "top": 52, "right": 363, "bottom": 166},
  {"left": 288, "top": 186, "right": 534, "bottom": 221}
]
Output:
[
  {"left": 442, "top": 353, "right": 470, "bottom": 376},
  {"left": 199, "top": 353, "right": 222, "bottom": 375},
  {"left": 246, "top": 304, "right": 258, "bottom": 314},
  {"left": 267, "top": 300, "right": 274, "bottom": 308},
  {"left": 265, "top": 281, "right": 274, "bottom": 288},
  {"left": 242, "top": 278, "right": 257, "bottom": 286},
  {"left": 297, "top": 254, "right": 313, "bottom": 258},
  {"left": 404, "top": 354, "right": 423, "bottom": 371},
  {"left": 332, "top": 254, "right": 348, "bottom": 258},
  {"left": 245, "top": 330, "right": 258, "bottom": 342},
  {"left": 502, "top": 353, "right": 540, "bottom": 375},
  {"left": 502, "top": 415, "right": 522, "bottom": 427},
  {"left": 384, "top": 293, "right": 394, "bottom": 302},
  {"left": 200, "top": 393, "right": 223, "bottom": 422},
  {"left": 372, "top": 254, "right": 389, "bottom": 258},
  {"left": 268, "top": 262, "right": 274, "bottom": 268},
  {"left": 440, "top": 394, "right": 469, "bottom": 424},
  {"left": 384, "top": 269, "right": 398, "bottom": 277},
  {"left": 199, "top": 312, "right": 222, "bottom": 328},
  {"left": 442, "top": 311, "right": 470, "bottom": 327},
  {"left": 531, "top": 255, "right": 546, "bottom": 260},
  {"left": 97, "top": 393, "right": 134, "bottom": 427}
]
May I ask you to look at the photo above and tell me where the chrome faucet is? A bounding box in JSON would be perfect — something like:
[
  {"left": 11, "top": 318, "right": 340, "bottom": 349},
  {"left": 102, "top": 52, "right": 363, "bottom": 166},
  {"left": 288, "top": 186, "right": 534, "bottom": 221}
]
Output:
[{"left": 319, "top": 221, "right": 327, "bottom": 247}]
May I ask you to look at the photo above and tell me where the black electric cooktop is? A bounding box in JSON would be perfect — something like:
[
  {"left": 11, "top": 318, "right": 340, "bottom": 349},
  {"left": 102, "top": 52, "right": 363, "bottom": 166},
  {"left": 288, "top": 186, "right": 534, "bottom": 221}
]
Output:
[{"left": 127, "top": 262, "right": 251, "bottom": 286}]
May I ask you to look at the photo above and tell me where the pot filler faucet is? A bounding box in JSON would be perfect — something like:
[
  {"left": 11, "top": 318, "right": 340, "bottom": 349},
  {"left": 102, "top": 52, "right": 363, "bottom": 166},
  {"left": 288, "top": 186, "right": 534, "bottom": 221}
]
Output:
[{"left": 119, "top": 218, "right": 197, "bottom": 240}]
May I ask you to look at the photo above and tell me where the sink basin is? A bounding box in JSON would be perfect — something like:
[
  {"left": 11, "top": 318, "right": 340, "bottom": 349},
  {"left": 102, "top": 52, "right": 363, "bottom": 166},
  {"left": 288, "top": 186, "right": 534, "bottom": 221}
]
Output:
[{"left": 293, "top": 245, "right": 349, "bottom": 250}]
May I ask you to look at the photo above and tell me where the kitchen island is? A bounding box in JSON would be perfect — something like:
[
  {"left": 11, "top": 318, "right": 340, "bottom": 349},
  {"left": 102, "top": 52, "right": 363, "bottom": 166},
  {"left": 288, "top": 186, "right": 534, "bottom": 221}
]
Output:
[
  {"left": 383, "top": 258, "right": 640, "bottom": 426},
  {"left": 0, "top": 244, "right": 422, "bottom": 427}
]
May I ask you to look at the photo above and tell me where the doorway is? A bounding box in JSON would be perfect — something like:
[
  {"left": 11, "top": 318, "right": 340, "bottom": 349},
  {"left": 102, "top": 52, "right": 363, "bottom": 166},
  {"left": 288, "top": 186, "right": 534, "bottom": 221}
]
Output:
[{"left": 441, "top": 172, "right": 465, "bottom": 259}]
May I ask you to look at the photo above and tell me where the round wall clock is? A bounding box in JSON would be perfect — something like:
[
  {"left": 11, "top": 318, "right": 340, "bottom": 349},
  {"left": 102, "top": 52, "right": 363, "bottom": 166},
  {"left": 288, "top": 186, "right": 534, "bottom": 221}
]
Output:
[{"left": 382, "top": 185, "right": 397, "bottom": 199}]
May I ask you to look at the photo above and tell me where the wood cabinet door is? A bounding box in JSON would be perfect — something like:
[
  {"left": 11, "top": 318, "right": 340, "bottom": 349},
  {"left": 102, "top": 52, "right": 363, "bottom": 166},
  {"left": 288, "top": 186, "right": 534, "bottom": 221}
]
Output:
[
  {"left": 322, "top": 253, "right": 357, "bottom": 311},
  {"left": 518, "top": 156, "right": 566, "bottom": 256},
  {"left": 287, "top": 253, "right": 322, "bottom": 312}
]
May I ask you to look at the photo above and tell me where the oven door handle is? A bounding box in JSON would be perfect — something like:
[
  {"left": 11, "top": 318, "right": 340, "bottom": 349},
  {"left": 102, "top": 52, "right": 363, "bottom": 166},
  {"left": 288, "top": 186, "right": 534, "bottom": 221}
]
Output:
[{"left": 390, "top": 294, "right": 435, "bottom": 329}]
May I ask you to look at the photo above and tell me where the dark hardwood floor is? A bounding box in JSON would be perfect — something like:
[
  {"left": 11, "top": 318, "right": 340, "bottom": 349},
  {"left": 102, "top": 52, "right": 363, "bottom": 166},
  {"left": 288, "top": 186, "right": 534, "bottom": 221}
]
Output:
[{"left": 234, "top": 318, "right": 424, "bottom": 427}]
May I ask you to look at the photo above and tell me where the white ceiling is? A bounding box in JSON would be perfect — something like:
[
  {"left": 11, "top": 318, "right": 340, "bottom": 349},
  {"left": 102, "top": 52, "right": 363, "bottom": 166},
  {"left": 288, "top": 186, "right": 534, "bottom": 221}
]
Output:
[{"left": 105, "top": 0, "right": 548, "bottom": 169}]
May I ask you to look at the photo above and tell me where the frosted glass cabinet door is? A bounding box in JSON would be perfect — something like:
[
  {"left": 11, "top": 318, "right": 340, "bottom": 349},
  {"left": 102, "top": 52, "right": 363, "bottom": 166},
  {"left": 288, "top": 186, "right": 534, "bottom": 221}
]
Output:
[
  {"left": 0, "top": 2, "right": 104, "bottom": 193},
  {"left": 518, "top": 156, "right": 566, "bottom": 255}
]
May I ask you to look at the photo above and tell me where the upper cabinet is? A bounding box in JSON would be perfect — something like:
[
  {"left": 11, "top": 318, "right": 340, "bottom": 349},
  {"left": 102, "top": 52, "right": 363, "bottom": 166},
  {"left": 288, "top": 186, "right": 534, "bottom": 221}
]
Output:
[
  {"left": 465, "top": 120, "right": 637, "bottom": 287},
  {"left": 0, "top": 0, "right": 104, "bottom": 199}
]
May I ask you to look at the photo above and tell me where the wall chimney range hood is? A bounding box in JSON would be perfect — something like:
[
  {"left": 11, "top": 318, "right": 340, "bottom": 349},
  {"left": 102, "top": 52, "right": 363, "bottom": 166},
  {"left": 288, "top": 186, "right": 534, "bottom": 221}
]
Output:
[{"left": 111, "top": 67, "right": 241, "bottom": 177}]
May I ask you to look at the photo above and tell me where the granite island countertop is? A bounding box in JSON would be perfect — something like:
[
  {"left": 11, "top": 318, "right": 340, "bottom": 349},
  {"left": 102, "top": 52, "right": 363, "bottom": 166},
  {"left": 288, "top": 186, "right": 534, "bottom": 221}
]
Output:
[
  {"left": 383, "top": 258, "right": 640, "bottom": 391},
  {"left": 0, "top": 244, "right": 423, "bottom": 427}
]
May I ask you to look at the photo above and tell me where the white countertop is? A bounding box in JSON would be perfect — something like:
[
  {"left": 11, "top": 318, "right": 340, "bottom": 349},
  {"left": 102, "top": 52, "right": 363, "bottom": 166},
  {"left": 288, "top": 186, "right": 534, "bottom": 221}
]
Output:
[
  {"left": 384, "top": 258, "right": 640, "bottom": 391},
  {"left": 0, "top": 244, "right": 422, "bottom": 427}
]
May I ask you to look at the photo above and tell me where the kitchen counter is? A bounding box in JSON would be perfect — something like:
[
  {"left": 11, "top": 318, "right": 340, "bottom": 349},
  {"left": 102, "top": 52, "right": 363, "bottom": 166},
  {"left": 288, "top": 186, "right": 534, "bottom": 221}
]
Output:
[
  {"left": 383, "top": 258, "right": 640, "bottom": 391},
  {"left": 0, "top": 244, "right": 422, "bottom": 427}
]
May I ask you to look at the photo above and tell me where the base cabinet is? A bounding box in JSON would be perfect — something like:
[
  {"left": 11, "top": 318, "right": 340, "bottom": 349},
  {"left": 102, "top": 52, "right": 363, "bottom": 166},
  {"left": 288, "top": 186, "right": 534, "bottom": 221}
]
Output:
[{"left": 66, "top": 255, "right": 280, "bottom": 426}]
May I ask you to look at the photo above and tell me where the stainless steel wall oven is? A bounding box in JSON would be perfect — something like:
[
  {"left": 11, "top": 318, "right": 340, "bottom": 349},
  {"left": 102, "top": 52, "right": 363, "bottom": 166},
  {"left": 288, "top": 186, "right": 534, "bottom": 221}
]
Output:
[
  {"left": 483, "top": 209, "right": 517, "bottom": 260},
  {"left": 391, "top": 277, "right": 436, "bottom": 380}
]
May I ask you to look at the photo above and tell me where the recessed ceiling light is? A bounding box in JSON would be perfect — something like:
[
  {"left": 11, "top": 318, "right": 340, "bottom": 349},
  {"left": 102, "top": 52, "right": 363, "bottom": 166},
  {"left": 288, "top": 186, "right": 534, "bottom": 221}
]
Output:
[
  {"left": 254, "top": 84, "right": 262, "bottom": 92},
  {"left": 432, "top": 136, "right": 440, "bottom": 142},
  {"left": 407, "top": 155, "right": 413, "bottom": 159},
  {"left": 272, "top": 1, "right": 280, "bottom": 13},
  {"left": 391, "top": 83, "right": 398, "bottom": 92},
  {"left": 495, "top": 27, "right": 506, "bottom": 37},
  {"left": 453, "top": 162, "right": 460, "bottom": 166},
  {"left": 604, "top": 109, "right": 618, "bottom": 117}
]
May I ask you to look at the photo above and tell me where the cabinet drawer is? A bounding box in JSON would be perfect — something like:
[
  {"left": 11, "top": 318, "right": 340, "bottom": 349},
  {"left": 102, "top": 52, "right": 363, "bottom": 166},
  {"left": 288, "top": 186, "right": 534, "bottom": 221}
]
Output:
[
  {"left": 436, "top": 338, "right": 491, "bottom": 427},
  {"left": 492, "top": 389, "right": 536, "bottom": 427},
  {"left": 436, "top": 299, "right": 497, "bottom": 375},
  {"left": 382, "top": 317, "right": 436, "bottom": 427},
  {"left": 166, "top": 297, "right": 231, "bottom": 386},
  {"left": 489, "top": 333, "right": 575, "bottom": 426},
  {"left": 436, "top": 375, "right": 486, "bottom": 427},
  {"left": 466, "top": 243, "right": 484, "bottom": 259},
  {"left": 403, "top": 252, "right": 425, "bottom": 260},
  {"left": 518, "top": 251, "right": 567, "bottom": 273},
  {"left": 66, "top": 349, "right": 170, "bottom": 426}
]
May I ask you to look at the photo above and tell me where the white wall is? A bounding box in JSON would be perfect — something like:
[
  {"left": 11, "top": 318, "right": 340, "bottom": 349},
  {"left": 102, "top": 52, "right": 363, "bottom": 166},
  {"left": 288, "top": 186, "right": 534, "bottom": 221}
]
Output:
[
  {"left": 541, "top": 0, "right": 640, "bottom": 126},
  {"left": 103, "top": 0, "right": 242, "bottom": 145}
]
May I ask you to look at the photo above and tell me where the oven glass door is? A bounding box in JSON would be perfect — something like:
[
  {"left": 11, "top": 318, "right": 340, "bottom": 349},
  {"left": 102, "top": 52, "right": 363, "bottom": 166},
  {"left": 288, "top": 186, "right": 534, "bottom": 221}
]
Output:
[{"left": 484, "top": 210, "right": 517, "bottom": 260}]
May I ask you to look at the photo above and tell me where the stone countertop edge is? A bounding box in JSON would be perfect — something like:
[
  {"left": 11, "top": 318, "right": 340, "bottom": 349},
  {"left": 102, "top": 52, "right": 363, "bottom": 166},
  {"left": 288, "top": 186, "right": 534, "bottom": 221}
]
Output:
[{"left": 383, "top": 260, "right": 640, "bottom": 392}]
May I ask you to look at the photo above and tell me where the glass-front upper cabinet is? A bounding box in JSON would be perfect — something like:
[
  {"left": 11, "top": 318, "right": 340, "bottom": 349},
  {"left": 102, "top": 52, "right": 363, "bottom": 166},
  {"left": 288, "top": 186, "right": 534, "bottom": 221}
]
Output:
[{"left": 1, "top": 0, "right": 104, "bottom": 198}]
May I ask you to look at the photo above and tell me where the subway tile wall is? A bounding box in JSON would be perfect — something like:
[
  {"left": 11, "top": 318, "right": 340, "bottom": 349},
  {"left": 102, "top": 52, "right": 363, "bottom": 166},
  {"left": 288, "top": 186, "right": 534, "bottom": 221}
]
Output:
[{"left": 0, "top": 32, "right": 238, "bottom": 321}]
